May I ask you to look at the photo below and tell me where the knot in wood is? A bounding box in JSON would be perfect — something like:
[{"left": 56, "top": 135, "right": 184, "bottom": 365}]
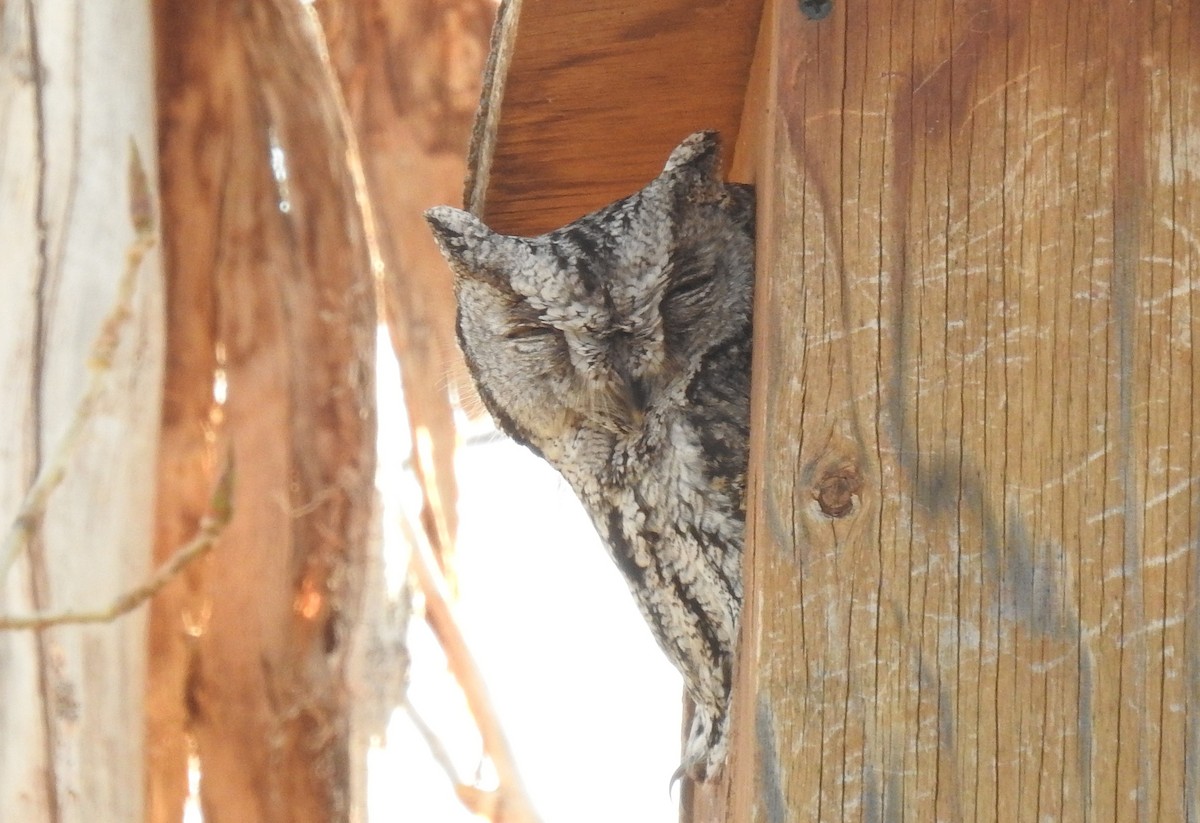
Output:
[
  {"left": 799, "top": 0, "right": 833, "bottom": 21},
  {"left": 813, "top": 464, "right": 861, "bottom": 518}
]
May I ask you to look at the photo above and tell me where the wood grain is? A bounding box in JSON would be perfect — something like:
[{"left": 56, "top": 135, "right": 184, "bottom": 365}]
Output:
[
  {"left": 468, "top": 0, "right": 764, "bottom": 236},
  {"left": 730, "top": 0, "right": 1200, "bottom": 820}
]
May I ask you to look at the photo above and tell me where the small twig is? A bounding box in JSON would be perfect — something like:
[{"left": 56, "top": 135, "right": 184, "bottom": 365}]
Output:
[
  {"left": 403, "top": 700, "right": 467, "bottom": 788},
  {"left": 403, "top": 700, "right": 502, "bottom": 818},
  {"left": 0, "top": 143, "right": 158, "bottom": 586},
  {"left": 0, "top": 460, "right": 234, "bottom": 631},
  {"left": 402, "top": 513, "right": 542, "bottom": 823}
]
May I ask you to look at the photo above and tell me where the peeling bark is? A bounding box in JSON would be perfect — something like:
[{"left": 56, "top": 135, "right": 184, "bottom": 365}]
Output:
[{"left": 148, "top": 1, "right": 375, "bottom": 820}]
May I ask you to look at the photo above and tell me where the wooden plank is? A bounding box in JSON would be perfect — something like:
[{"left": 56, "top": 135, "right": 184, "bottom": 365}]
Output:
[
  {"left": 727, "top": 0, "right": 1200, "bottom": 820},
  {"left": 467, "top": 0, "right": 764, "bottom": 236}
]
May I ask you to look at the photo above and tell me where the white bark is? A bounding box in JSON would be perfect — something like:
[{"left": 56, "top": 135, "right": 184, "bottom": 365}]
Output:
[{"left": 0, "top": 1, "right": 162, "bottom": 818}]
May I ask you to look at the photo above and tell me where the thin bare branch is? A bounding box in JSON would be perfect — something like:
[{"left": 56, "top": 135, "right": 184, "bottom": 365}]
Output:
[
  {"left": 0, "top": 460, "right": 234, "bottom": 631},
  {"left": 404, "top": 699, "right": 462, "bottom": 785},
  {"left": 0, "top": 145, "right": 158, "bottom": 586},
  {"left": 403, "top": 699, "right": 503, "bottom": 818},
  {"left": 402, "top": 513, "right": 542, "bottom": 823}
]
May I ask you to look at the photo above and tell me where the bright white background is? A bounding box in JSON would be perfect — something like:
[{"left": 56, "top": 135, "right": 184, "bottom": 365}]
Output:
[{"left": 370, "top": 328, "right": 683, "bottom": 822}]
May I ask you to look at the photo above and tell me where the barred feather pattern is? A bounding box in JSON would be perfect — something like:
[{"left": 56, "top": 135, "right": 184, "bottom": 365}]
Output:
[{"left": 426, "top": 131, "right": 753, "bottom": 781}]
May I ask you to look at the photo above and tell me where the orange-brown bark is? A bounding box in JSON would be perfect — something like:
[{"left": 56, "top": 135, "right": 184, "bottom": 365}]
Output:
[{"left": 149, "top": 2, "right": 375, "bottom": 820}]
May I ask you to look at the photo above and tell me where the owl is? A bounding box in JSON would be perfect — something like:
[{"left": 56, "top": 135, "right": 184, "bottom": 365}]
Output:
[{"left": 425, "top": 131, "right": 754, "bottom": 781}]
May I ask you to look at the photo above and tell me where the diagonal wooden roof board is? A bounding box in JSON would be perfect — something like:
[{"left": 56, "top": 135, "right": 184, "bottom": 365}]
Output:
[{"left": 466, "top": 0, "right": 765, "bottom": 237}]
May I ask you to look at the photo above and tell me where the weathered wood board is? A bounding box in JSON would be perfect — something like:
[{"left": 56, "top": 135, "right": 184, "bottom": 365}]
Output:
[{"left": 731, "top": 0, "right": 1200, "bottom": 820}]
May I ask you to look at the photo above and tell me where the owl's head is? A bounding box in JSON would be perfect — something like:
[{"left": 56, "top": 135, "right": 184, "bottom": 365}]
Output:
[{"left": 425, "top": 131, "right": 754, "bottom": 459}]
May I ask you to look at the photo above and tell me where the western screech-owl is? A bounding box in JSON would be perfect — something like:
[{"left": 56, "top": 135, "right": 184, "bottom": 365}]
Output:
[{"left": 425, "top": 131, "right": 753, "bottom": 781}]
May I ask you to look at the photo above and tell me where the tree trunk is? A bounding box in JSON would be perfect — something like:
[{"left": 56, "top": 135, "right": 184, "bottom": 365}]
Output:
[
  {"left": 0, "top": 0, "right": 163, "bottom": 819},
  {"left": 721, "top": 0, "right": 1200, "bottom": 820},
  {"left": 148, "top": 1, "right": 376, "bottom": 821},
  {"left": 144, "top": 2, "right": 222, "bottom": 817}
]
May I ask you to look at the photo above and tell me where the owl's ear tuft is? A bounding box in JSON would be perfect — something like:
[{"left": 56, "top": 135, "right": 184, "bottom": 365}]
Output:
[
  {"left": 425, "top": 206, "right": 515, "bottom": 286},
  {"left": 662, "top": 131, "right": 721, "bottom": 178},
  {"left": 661, "top": 131, "right": 725, "bottom": 200},
  {"left": 425, "top": 206, "right": 488, "bottom": 260}
]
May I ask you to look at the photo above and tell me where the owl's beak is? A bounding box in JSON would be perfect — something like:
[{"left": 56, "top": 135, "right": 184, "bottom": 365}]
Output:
[
  {"left": 620, "top": 376, "right": 648, "bottom": 431},
  {"left": 629, "top": 377, "right": 649, "bottom": 416},
  {"left": 608, "top": 330, "right": 648, "bottom": 431}
]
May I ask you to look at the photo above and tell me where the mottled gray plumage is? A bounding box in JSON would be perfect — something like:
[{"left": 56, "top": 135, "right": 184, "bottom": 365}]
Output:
[{"left": 425, "top": 131, "right": 753, "bottom": 781}]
